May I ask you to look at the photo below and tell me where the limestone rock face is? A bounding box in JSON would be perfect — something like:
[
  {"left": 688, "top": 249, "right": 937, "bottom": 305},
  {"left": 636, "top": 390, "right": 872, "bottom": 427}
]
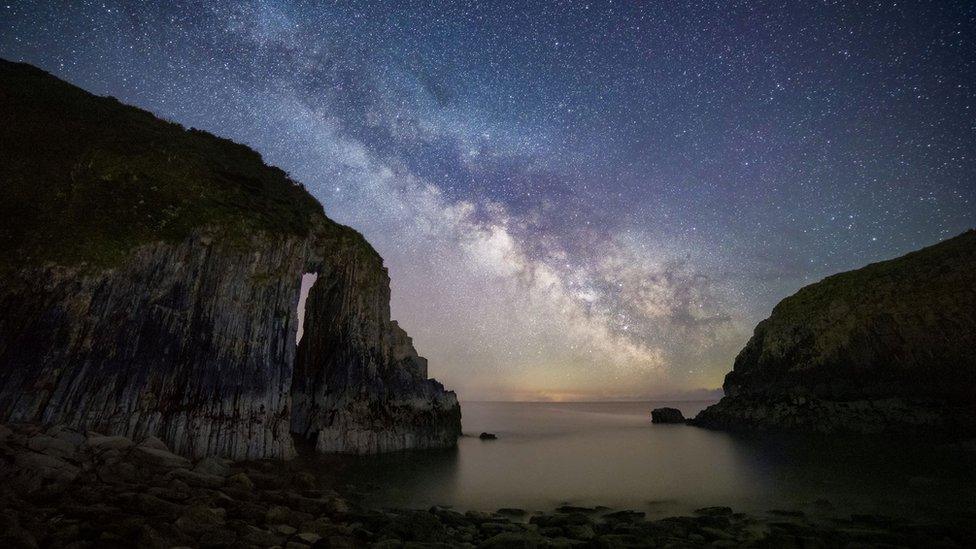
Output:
[
  {"left": 289, "top": 237, "right": 461, "bottom": 454},
  {"left": 693, "top": 230, "right": 976, "bottom": 434},
  {"left": 0, "top": 59, "right": 460, "bottom": 459}
]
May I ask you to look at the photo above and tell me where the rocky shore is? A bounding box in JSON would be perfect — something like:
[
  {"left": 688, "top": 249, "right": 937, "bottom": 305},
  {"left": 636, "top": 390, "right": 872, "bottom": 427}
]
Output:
[{"left": 3, "top": 422, "right": 974, "bottom": 548}]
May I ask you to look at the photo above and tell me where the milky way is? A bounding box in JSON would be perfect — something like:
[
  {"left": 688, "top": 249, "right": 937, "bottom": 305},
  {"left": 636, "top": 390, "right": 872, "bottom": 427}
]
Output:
[{"left": 2, "top": 1, "right": 974, "bottom": 400}]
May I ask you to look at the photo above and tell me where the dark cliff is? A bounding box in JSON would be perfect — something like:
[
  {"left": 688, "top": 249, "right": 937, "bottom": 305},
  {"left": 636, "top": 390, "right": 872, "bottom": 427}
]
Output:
[
  {"left": 0, "top": 60, "right": 460, "bottom": 459},
  {"left": 693, "top": 231, "right": 976, "bottom": 434}
]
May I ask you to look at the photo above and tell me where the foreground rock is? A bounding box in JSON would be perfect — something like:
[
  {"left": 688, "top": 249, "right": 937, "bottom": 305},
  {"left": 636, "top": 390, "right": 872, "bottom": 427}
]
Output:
[
  {"left": 693, "top": 230, "right": 976, "bottom": 435},
  {"left": 650, "top": 408, "right": 685, "bottom": 424},
  {"left": 2, "top": 421, "right": 973, "bottom": 548},
  {"left": 0, "top": 59, "right": 460, "bottom": 459}
]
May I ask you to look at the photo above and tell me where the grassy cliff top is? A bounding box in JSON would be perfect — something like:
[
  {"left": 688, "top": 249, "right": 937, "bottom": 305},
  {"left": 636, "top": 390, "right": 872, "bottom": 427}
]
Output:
[
  {"left": 768, "top": 229, "right": 976, "bottom": 322},
  {"left": 0, "top": 59, "right": 333, "bottom": 270},
  {"left": 725, "top": 229, "right": 976, "bottom": 399}
]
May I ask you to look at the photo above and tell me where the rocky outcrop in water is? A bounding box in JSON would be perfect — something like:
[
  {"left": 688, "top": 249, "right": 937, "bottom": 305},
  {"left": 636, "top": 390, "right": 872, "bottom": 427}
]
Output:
[
  {"left": 693, "top": 231, "right": 976, "bottom": 434},
  {"left": 0, "top": 59, "right": 460, "bottom": 459},
  {"left": 651, "top": 408, "right": 685, "bottom": 424}
]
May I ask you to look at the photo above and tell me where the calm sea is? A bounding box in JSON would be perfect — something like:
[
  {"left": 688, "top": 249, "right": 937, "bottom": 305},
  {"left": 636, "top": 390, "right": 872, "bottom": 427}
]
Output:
[{"left": 319, "top": 400, "right": 976, "bottom": 520}]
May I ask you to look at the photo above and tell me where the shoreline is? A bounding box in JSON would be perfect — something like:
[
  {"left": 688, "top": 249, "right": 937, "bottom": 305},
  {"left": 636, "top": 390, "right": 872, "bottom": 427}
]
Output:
[{"left": 3, "top": 423, "right": 975, "bottom": 547}]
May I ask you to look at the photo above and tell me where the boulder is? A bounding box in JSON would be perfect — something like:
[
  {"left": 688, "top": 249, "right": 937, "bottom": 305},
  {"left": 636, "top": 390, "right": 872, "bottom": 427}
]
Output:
[
  {"left": 227, "top": 472, "right": 255, "bottom": 491},
  {"left": 46, "top": 425, "right": 86, "bottom": 447},
  {"left": 478, "top": 531, "right": 545, "bottom": 548},
  {"left": 26, "top": 434, "right": 77, "bottom": 459},
  {"left": 131, "top": 446, "right": 191, "bottom": 469},
  {"left": 13, "top": 451, "right": 80, "bottom": 485},
  {"left": 85, "top": 435, "right": 134, "bottom": 453},
  {"left": 192, "top": 456, "right": 231, "bottom": 477},
  {"left": 166, "top": 468, "right": 224, "bottom": 488},
  {"left": 650, "top": 407, "right": 685, "bottom": 424},
  {"left": 138, "top": 436, "right": 170, "bottom": 451}
]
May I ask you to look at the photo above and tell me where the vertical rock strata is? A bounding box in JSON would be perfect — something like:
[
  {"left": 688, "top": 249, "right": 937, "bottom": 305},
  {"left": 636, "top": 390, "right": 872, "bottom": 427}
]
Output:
[
  {"left": 290, "top": 242, "right": 460, "bottom": 454},
  {"left": 0, "top": 59, "right": 460, "bottom": 459}
]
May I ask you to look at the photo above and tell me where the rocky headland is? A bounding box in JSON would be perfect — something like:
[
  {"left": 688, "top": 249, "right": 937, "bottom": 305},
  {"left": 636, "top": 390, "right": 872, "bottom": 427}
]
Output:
[
  {"left": 0, "top": 59, "right": 460, "bottom": 460},
  {"left": 693, "top": 231, "right": 976, "bottom": 434}
]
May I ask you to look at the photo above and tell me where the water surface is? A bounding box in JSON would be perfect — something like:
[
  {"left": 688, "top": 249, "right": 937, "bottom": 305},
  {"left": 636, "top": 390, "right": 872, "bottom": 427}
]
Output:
[{"left": 318, "top": 401, "right": 976, "bottom": 520}]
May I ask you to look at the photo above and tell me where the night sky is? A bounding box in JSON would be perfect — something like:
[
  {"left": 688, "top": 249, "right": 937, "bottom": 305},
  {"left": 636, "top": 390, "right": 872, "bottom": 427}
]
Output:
[{"left": 2, "top": 1, "right": 974, "bottom": 400}]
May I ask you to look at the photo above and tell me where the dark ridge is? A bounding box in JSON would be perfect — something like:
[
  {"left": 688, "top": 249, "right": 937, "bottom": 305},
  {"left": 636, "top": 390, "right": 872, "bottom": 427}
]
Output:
[
  {"left": 0, "top": 58, "right": 325, "bottom": 270},
  {"left": 692, "top": 230, "right": 976, "bottom": 434}
]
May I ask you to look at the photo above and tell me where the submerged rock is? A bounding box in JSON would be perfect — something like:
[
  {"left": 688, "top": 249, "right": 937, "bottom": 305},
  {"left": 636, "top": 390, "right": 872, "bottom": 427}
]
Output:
[
  {"left": 650, "top": 407, "right": 685, "bottom": 424},
  {"left": 0, "top": 60, "right": 460, "bottom": 459},
  {"left": 692, "top": 230, "right": 976, "bottom": 435}
]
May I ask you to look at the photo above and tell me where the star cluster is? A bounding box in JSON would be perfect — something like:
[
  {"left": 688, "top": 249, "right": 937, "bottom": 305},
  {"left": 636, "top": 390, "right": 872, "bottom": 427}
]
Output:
[{"left": 2, "top": 1, "right": 973, "bottom": 400}]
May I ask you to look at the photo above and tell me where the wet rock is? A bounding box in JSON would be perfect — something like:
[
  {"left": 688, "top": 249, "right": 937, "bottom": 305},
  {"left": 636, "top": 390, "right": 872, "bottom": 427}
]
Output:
[
  {"left": 298, "top": 532, "right": 323, "bottom": 544},
  {"left": 769, "top": 509, "right": 805, "bottom": 518},
  {"left": 383, "top": 510, "right": 447, "bottom": 542},
  {"left": 26, "top": 434, "right": 77, "bottom": 460},
  {"left": 602, "top": 510, "right": 645, "bottom": 522},
  {"left": 530, "top": 513, "right": 592, "bottom": 528},
  {"left": 464, "top": 510, "right": 496, "bottom": 524},
  {"left": 430, "top": 508, "right": 469, "bottom": 527},
  {"left": 47, "top": 425, "right": 86, "bottom": 447},
  {"left": 14, "top": 451, "right": 80, "bottom": 485},
  {"left": 175, "top": 504, "right": 225, "bottom": 537},
  {"left": 266, "top": 505, "right": 298, "bottom": 526},
  {"left": 539, "top": 526, "right": 563, "bottom": 537},
  {"left": 199, "top": 527, "right": 237, "bottom": 546},
  {"left": 594, "top": 533, "right": 644, "bottom": 547},
  {"left": 241, "top": 525, "right": 284, "bottom": 546},
  {"left": 650, "top": 407, "right": 685, "bottom": 424},
  {"left": 563, "top": 524, "right": 595, "bottom": 540},
  {"left": 479, "top": 521, "right": 520, "bottom": 536},
  {"left": 138, "top": 436, "right": 170, "bottom": 452},
  {"left": 167, "top": 468, "right": 225, "bottom": 488},
  {"left": 546, "top": 537, "right": 587, "bottom": 548},
  {"left": 96, "top": 460, "right": 139, "bottom": 485},
  {"left": 85, "top": 435, "right": 134, "bottom": 453},
  {"left": 700, "top": 526, "right": 735, "bottom": 540},
  {"left": 227, "top": 472, "right": 255, "bottom": 491},
  {"left": 0, "top": 510, "right": 38, "bottom": 549},
  {"left": 149, "top": 478, "right": 192, "bottom": 502},
  {"left": 275, "top": 524, "right": 298, "bottom": 535},
  {"left": 695, "top": 506, "right": 734, "bottom": 517},
  {"left": 132, "top": 446, "right": 191, "bottom": 469},
  {"left": 478, "top": 531, "right": 544, "bottom": 548},
  {"left": 129, "top": 492, "right": 181, "bottom": 516},
  {"left": 694, "top": 513, "right": 731, "bottom": 529},
  {"left": 300, "top": 518, "right": 342, "bottom": 538},
  {"left": 193, "top": 457, "right": 231, "bottom": 477},
  {"left": 556, "top": 505, "right": 597, "bottom": 514},
  {"left": 311, "top": 534, "right": 360, "bottom": 548},
  {"left": 293, "top": 470, "right": 317, "bottom": 490}
]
